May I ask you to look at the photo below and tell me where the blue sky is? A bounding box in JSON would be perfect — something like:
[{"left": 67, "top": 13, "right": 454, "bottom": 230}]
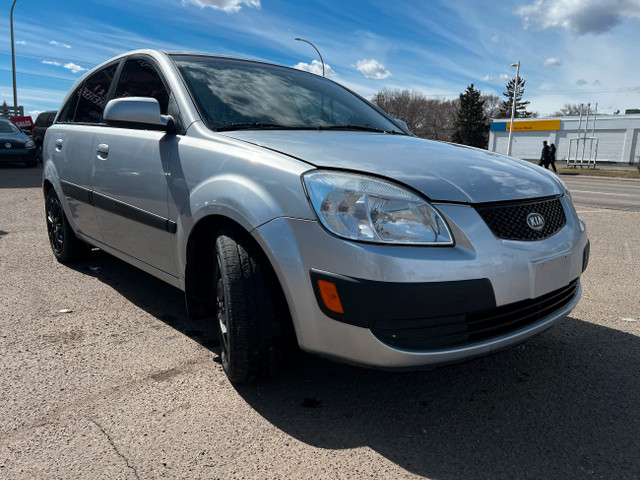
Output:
[{"left": 1, "top": 0, "right": 639, "bottom": 119}]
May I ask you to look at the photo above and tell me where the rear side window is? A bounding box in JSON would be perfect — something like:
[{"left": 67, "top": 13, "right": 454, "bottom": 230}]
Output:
[
  {"left": 57, "top": 87, "right": 82, "bottom": 123},
  {"left": 73, "top": 63, "right": 118, "bottom": 124},
  {"left": 114, "top": 58, "right": 170, "bottom": 114},
  {"left": 46, "top": 112, "right": 57, "bottom": 125}
]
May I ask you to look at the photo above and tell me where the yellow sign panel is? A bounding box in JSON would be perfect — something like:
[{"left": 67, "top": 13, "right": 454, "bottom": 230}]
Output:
[{"left": 507, "top": 119, "right": 561, "bottom": 132}]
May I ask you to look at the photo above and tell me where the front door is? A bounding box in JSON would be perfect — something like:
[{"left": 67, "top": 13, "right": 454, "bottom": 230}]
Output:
[{"left": 91, "top": 57, "right": 178, "bottom": 277}]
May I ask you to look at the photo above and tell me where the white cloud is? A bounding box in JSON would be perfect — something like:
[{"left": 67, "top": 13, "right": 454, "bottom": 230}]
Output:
[
  {"left": 354, "top": 59, "right": 392, "bottom": 79},
  {"left": 49, "top": 40, "right": 71, "bottom": 48},
  {"left": 542, "top": 57, "right": 562, "bottom": 68},
  {"left": 182, "top": 0, "right": 260, "bottom": 13},
  {"left": 64, "top": 63, "right": 87, "bottom": 74},
  {"left": 28, "top": 110, "right": 44, "bottom": 117},
  {"left": 293, "top": 60, "right": 337, "bottom": 78},
  {"left": 499, "top": 73, "right": 511, "bottom": 81},
  {"left": 518, "top": 0, "right": 640, "bottom": 35},
  {"left": 491, "top": 35, "right": 500, "bottom": 43},
  {"left": 41, "top": 60, "right": 86, "bottom": 74},
  {"left": 16, "top": 40, "right": 26, "bottom": 45},
  {"left": 482, "top": 75, "right": 494, "bottom": 82}
]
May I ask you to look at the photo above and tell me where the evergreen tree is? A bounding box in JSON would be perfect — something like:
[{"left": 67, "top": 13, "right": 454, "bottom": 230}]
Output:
[
  {"left": 452, "top": 84, "right": 488, "bottom": 148},
  {"left": 497, "top": 76, "right": 532, "bottom": 118}
]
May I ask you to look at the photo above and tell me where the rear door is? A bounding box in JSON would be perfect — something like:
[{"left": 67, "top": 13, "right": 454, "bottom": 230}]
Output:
[
  {"left": 51, "top": 62, "right": 119, "bottom": 242},
  {"left": 91, "top": 56, "right": 179, "bottom": 276}
]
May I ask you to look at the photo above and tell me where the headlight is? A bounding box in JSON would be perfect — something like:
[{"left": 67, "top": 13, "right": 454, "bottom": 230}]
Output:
[
  {"left": 25, "top": 140, "right": 35, "bottom": 149},
  {"left": 302, "top": 170, "right": 453, "bottom": 245}
]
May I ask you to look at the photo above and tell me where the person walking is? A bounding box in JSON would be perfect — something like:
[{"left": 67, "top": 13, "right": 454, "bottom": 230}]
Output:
[
  {"left": 549, "top": 143, "right": 557, "bottom": 173},
  {"left": 539, "top": 141, "right": 551, "bottom": 169}
]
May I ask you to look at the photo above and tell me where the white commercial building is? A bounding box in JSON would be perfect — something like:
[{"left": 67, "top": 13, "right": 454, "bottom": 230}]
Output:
[{"left": 488, "top": 114, "right": 640, "bottom": 165}]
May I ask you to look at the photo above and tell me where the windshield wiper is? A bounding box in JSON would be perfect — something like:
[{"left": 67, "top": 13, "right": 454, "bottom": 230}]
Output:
[
  {"left": 317, "top": 124, "right": 405, "bottom": 134},
  {"left": 216, "top": 122, "right": 302, "bottom": 132}
]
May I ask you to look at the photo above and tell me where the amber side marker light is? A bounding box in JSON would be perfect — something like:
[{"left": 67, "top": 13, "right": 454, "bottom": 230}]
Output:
[{"left": 317, "top": 279, "right": 344, "bottom": 314}]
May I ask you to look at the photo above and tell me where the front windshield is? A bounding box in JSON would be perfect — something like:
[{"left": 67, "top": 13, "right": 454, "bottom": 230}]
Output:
[
  {"left": 0, "top": 120, "right": 21, "bottom": 134},
  {"left": 171, "top": 55, "right": 404, "bottom": 134}
]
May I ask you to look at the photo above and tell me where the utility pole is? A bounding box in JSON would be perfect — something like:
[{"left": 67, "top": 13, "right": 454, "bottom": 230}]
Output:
[
  {"left": 507, "top": 61, "right": 520, "bottom": 157},
  {"left": 11, "top": 0, "right": 19, "bottom": 110}
]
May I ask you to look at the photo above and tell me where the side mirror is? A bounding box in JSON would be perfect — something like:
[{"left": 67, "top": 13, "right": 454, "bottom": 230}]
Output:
[{"left": 104, "top": 97, "right": 175, "bottom": 134}]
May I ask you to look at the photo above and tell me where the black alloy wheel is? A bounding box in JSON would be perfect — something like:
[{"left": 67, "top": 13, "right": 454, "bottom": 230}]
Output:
[
  {"left": 45, "top": 189, "right": 88, "bottom": 263},
  {"left": 46, "top": 193, "right": 65, "bottom": 256}
]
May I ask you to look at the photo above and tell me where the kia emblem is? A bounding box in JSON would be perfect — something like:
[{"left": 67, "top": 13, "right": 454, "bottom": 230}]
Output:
[
  {"left": 526, "top": 212, "right": 545, "bottom": 231},
  {"left": 4, "top": 143, "right": 11, "bottom": 149}
]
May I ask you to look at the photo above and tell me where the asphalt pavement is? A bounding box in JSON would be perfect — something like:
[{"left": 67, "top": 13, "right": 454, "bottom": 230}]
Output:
[
  {"left": 1, "top": 164, "right": 639, "bottom": 479},
  {"left": 562, "top": 175, "right": 640, "bottom": 211}
]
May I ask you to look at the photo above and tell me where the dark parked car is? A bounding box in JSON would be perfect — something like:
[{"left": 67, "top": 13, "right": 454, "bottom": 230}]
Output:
[
  {"left": 32, "top": 110, "right": 57, "bottom": 161},
  {"left": 0, "top": 117, "right": 37, "bottom": 167}
]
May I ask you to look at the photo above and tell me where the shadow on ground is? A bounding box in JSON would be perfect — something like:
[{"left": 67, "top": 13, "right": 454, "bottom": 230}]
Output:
[{"left": 72, "top": 250, "right": 639, "bottom": 479}]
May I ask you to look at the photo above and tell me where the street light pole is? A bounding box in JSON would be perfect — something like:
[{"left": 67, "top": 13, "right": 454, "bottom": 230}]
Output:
[
  {"left": 10, "top": 0, "right": 18, "bottom": 110},
  {"left": 506, "top": 61, "right": 520, "bottom": 157},
  {"left": 294, "top": 37, "right": 325, "bottom": 77}
]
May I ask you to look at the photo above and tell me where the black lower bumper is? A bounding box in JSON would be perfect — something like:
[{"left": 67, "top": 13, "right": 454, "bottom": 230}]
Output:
[
  {"left": 310, "top": 269, "right": 579, "bottom": 351},
  {"left": 0, "top": 149, "right": 36, "bottom": 163}
]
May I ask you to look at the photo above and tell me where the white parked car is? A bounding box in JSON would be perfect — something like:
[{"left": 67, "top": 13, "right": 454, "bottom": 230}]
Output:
[{"left": 43, "top": 50, "right": 589, "bottom": 383}]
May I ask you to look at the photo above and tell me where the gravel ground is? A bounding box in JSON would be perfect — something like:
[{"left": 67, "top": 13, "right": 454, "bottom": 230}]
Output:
[{"left": 1, "top": 164, "right": 639, "bottom": 479}]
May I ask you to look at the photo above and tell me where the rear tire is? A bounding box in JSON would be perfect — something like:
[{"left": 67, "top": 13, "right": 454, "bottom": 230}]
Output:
[
  {"left": 214, "top": 229, "right": 293, "bottom": 384},
  {"left": 45, "top": 189, "right": 88, "bottom": 263}
]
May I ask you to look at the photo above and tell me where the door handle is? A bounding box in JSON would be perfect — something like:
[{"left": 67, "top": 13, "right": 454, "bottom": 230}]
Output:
[
  {"left": 97, "top": 143, "right": 109, "bottom": 160},
  {"left": 55, "top": 139, "right": 63, "bottom": 151}
]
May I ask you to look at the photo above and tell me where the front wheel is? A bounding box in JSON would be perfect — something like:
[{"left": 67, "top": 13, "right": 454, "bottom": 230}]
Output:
[
  {"left": 215, "top": 229, "right": 293, "bottom": 384},
  {"left": 45, "top": 189, "right": 88, "bottom": 263}
]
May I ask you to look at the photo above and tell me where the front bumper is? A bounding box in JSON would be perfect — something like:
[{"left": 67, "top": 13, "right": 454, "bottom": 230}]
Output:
[
  {"left": 0, "top": 147, "right": 36, "bottom": 163},
  {"left": 253, "top": 196, "right": 589, "bottom": 368}
]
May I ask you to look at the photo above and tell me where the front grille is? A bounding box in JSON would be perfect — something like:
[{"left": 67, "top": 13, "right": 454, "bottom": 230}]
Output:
[
  {"left": 370, "top": 279, "right": 579, "bottom": 351},
  {"left": 0, "top": 141, "right": 23, "bottom": 149},
  {"left": 475, "top": 197, "right": 566, "bottom": 241}
]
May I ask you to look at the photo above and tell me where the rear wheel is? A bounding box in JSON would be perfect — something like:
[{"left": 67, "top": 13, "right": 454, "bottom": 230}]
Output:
[
  {"left": 214, "top": 229, "right": 293, "bottom": 384},
  {"left": 45, "top": 189, "right": 88, "bottom": 263}
]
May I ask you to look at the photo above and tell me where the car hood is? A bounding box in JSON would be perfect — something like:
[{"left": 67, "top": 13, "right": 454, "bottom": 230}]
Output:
[{"left": 221, "top": 131, "right": 561, "bottom": 204}]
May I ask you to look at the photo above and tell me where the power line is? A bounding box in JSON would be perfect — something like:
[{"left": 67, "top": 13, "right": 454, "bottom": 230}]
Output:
[
  {"left": 532, "top": 86, "right": 640, "bottom": 95},
  {"left": 0, "top": 67, "right": 76, "bottom": 82},
  {"left": 0, "top": 49, "right": 96, "bottom": 68}
]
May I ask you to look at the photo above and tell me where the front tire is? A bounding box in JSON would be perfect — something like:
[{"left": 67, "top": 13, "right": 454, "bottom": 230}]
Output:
[
  {"left": 45, "top": 189, "right": 88, "bottom": 263},
  {"left": 215, "top": 229, "right": 293, "bottom": 384}
]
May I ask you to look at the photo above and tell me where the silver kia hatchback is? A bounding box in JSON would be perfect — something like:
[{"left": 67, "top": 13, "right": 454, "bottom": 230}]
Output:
[{"left": 43, "top": 50, "right": 589, "bottom": 383}]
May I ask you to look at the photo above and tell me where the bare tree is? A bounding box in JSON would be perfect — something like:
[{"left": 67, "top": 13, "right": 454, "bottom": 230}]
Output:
[
  {"left": 553, "top": 103, "right": 595, "bottom": 116},
  {"left": 371, "top": 89, "right": 458, "bottom": 141},
  {"left": 423, "top": 98, "right": 459, "bottom": 141},
  {"left": 481, "top": 94, "right": 501, "bottom": 121},
  {"left": 371, "top": 89, "right": 430, "bottom": 137}
]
